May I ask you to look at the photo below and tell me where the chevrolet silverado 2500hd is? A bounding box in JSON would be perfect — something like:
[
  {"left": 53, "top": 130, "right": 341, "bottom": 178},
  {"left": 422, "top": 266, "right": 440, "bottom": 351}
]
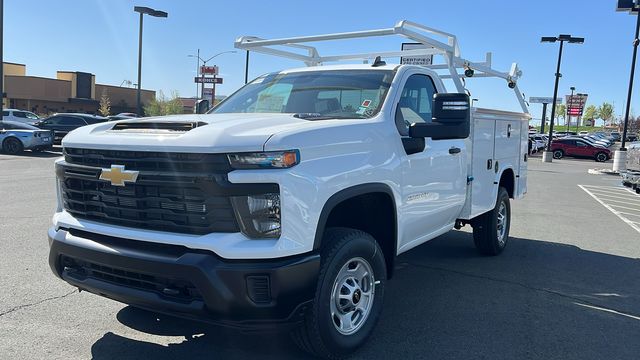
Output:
[{"left": 48, "top": 21, "right": 529, "bottom": 358}]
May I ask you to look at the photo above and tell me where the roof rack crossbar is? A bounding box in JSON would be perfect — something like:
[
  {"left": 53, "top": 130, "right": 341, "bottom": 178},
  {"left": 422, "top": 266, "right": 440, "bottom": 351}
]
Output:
[{"left": 235, "top": 20, "right": 528, "bottom": 113}]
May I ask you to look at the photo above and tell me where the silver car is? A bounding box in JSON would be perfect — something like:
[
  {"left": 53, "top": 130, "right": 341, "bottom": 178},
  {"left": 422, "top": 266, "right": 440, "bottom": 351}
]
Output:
[{"left": 1, "top": 121, "right": 53, "bottom": 154}]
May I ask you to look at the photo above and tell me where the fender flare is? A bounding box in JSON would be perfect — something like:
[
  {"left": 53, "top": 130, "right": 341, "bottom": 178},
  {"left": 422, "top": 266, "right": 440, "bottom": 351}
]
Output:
[{"left": 313, "top": 183, "right": 397, "bottom": 251}]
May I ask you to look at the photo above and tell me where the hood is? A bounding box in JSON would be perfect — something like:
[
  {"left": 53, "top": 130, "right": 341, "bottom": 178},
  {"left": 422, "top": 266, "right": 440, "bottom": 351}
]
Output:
[{"left": 61, "top": 113, "right": 315, "bottom": 153}]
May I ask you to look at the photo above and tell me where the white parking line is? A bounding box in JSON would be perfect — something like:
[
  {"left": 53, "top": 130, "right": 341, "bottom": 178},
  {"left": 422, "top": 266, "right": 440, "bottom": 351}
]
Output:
[{"left": 579, "top": 185, "right": 640, "bottom": 234}]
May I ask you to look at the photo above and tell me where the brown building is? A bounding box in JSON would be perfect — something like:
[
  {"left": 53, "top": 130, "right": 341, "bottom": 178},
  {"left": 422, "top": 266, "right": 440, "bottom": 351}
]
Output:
[{"left": 2, "top": 62, "right": 155, "bottom": 116}]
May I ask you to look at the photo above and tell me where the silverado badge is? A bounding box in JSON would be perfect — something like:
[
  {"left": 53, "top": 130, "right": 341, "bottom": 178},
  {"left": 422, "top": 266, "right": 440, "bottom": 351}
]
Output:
[{"left": 99, "top": 165, "right": 139, "bottom": 187}]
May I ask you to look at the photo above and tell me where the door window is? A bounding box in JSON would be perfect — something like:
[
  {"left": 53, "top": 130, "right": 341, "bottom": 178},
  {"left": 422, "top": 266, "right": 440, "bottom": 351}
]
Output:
[
  {"left": 59, "top": 116, "right": 87, "bottom": 126},
  {"left": 395, "top": 74, "right": 437, "bottom": 136}
]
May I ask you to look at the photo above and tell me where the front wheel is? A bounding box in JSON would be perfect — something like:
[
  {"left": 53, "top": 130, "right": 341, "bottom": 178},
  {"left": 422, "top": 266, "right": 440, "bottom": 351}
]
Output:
[
  {"left": 595, "top": 152, "right": 608, "bottom": 162},
  {"left": 291, "top": 228, "right": 386, "bottom": 359},
  {"left": 472, "top": 187, "right": 511, "bottom": 256}
]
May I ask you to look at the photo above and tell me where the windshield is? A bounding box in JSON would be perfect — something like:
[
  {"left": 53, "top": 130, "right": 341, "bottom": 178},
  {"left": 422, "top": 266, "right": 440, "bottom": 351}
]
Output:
[{"left": 212, "top": 70, "right": 394, "bottom": 119}]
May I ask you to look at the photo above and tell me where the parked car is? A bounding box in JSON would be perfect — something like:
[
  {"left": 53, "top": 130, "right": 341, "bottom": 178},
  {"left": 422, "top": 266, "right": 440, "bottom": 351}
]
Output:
[
  {"left": 580, "top": 135, "right": 611, "bottom": 147},
  {"left": 33, "top": 113, "right": 108, "bottom": 144},
  {"left": 551, "top": 138, "right": 611, "bottom": 162},
  {"left": 0, "top": 120, "right": 53, "bottom": 154},
  {"left": 578, "top": 131, "right": 589, "bottom": 136},
  {"left": 2, "top": 108, "right": 40, "bottom": 125},
  {"left": 529, "top": 134, "right": 546, "bottom": 151},
  {"left": 47, "top": 21, "right": 530, "bottom": 359},
  {"left": 610, "top": 131, "right": 622, "bottom": 142}
]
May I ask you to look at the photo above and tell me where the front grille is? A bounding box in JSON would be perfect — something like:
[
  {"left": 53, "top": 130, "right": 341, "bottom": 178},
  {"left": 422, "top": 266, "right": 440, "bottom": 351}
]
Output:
[
  {"left": 59, "top": 165, "right": 239, "bottom": 235},
  {"left": 64, "top": 147, "right": 231, "bottom": 173},
  {"left": 59, "top": 148, "right": 243, "bottom": 235},
  {"left": 61, "top": 255, "right": 202, "bottom": 303}
]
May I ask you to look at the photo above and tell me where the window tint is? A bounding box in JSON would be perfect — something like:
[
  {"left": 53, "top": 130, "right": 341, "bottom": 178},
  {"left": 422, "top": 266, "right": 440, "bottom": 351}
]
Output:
[
  {"left": 576, "top": 141, "right": 588, "bottom": 147},
  {"left": 395, "top": 74, "right": 437, "bottom": 135},
  {"left": 59, "top": 116, "right": 87, "bottom": 126},
  {"left": 2, "top": 111, "right": 9, "bottom": 117},
  {"left": 14, "top": 111, "right": 27, "bottom": 118}
]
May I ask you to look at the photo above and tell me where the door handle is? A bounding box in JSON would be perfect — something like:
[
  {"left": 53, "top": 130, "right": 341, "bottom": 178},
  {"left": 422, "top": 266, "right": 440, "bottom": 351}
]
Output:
[{"left": 449, "top": 147, "right": 461, "bottom": 155}]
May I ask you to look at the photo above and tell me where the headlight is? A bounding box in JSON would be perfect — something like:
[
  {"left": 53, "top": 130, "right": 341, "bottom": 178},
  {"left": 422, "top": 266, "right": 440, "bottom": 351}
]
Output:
[
  {"left": 231, "top": 193, "right": 281, "bottom": 238},
  {"left": 228, "top": 150, "right": 299, "bottom": 169}
]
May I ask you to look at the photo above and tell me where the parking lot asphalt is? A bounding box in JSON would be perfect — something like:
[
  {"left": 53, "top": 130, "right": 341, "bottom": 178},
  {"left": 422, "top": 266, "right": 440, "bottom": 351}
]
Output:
[{"left": 1, "top": 149, "right": 639, "bottom": 360}]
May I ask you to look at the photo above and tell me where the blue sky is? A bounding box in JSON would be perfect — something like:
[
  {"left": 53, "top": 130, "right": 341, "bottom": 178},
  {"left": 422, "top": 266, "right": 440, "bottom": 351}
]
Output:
[{"left": 5, "top": 0, "right": 640, "bottom": 123}]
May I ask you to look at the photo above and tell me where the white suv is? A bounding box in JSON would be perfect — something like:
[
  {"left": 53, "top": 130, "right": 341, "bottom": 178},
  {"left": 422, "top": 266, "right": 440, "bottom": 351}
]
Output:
[{"left": 2, "top": 109, "right": 40, "bottom": 125}]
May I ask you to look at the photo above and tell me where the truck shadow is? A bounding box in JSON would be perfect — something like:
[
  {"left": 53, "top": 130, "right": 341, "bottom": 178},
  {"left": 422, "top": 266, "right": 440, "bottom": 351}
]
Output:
[{"left": 91, "top": 232, "right": 640, "bottom": 360}]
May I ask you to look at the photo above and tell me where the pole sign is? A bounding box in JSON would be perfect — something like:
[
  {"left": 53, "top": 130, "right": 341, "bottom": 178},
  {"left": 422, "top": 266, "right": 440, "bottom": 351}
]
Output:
[
  {"left": 529, "top": 97, "right": 562, "bottom": 104},
  {"left": 200, "top": 65, "right": 219, "bottom": 75},
  {"left": 400, "top": 43, "right": 434, "bottom": 66},
  {"left": 203, "top": 88, "right": 213, "bottom": 97},
  {"left": 566, "top": 94, "right": 588, "bottom": 116},
  {"left": 195, "top": 77, "right": 223, "bottom": 84}
]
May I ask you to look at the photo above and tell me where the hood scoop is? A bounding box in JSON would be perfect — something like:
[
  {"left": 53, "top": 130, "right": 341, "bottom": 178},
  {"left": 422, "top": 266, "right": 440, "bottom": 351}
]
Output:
[{"left": 111, "top": 121, "right": 207, "bottom": 132}]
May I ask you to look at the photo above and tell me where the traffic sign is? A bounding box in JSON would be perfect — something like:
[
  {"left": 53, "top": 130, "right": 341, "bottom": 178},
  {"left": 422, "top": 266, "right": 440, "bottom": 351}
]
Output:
[
  {"left": 529, "top": 97, "right": 562, "bottom": 104},
  {"left": 195, "top": 77, "right": 223, "bottom": 84}
]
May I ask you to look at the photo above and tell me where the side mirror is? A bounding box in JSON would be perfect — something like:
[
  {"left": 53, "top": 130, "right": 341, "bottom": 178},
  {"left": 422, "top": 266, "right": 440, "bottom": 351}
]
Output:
[
  {"left": 195, "top": 99, "right": 210, "bottom": 114},
  {"left": 409, "top": 93, "right": 471, "bottom": 140}
]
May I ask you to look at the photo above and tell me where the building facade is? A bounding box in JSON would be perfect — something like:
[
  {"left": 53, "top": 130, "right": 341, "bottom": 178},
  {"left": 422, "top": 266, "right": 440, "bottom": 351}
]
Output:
[{"left": 2, "top": 62, "right": 155, "bottom": 116}]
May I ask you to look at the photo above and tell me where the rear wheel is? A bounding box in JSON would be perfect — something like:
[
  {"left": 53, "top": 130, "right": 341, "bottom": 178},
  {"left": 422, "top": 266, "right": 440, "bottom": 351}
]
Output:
[
  {"left": 595, "top": 152, "right": 608, "bottom": 162},
  {"left": 553, "top": 150, "right": 564, "bottom": 159},
  {"left": 2, "top": 137, "right": 24, "bottom": 154},
  {"left": 291, "top": 228, "right": 386, "bottom": 359},
  {"left": 472, "top": 187, "right": 511, "bottom": 256}
]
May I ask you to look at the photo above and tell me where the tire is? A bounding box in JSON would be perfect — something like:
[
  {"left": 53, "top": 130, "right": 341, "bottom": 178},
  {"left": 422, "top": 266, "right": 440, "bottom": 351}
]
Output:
[
  {"left": 472, "top": 187, "right": 511, "bottom": 256},
  {"left": 553, "top": 150, "right": 564, "bottom": 159},
  {"left": 595, "top": 152, "right": 608, "bottom": 162},
  {"left": 291, "top": 228, "right": 387, "bottom": 359},
  {"left": 2, "top": 137, "right": 24, "bottom": 155}
]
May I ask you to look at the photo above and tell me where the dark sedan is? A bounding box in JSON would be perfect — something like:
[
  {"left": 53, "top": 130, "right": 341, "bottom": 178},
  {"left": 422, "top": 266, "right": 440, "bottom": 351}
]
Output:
[{"left": 33, "top": 113, "right": 108, "bottom": 144}]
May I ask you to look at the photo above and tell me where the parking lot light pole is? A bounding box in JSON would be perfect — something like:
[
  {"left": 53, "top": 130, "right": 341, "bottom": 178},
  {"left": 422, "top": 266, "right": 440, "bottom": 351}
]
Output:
[
  {"left": 541, "top": 35, "right": 584, "bottom": 163},
  {"left": 614, "top": 1, "right": 640, "bottom": 171},
  {"left": 134, "top": 6, "right": 168, "bottom": 117},
  {"left": 187, "top": 49, "right": 200, "bottom": 99}
]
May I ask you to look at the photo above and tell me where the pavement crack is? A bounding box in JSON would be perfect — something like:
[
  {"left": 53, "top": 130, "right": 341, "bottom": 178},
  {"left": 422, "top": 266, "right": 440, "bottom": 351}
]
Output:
[
  {"left": 404, "top": 262, "right": 640, "bottom": 318},
  {"left": 0, "top": 290, "right": 76, "bottom": 317}
]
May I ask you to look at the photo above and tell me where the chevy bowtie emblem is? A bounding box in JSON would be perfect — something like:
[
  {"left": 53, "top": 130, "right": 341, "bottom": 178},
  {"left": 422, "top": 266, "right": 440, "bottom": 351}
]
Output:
[{"left": 99, "top": 165, "right": 139, "bottom": 187}]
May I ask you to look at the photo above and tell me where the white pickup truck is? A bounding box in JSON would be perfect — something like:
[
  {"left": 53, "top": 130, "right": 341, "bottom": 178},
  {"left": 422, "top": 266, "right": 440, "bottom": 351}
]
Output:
[{"left": 48, "top": 21, "right": 529, "bottom": 358}]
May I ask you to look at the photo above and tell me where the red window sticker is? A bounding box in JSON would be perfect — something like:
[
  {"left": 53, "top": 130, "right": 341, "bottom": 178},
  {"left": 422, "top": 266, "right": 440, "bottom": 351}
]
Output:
[{"left": 361, "top": 100, "right": 372, "bottom": 107}]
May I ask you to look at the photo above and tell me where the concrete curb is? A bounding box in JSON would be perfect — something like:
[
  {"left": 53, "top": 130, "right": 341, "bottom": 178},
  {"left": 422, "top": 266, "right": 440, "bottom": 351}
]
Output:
[{"left": 588, "top": 168, "right": 620, "bottom": 175}]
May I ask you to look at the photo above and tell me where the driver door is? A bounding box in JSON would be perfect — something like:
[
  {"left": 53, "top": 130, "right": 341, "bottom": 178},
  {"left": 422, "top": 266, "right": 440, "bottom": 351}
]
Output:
[{"left": 395, "top": 73, "right": 467, "bottom": 252}]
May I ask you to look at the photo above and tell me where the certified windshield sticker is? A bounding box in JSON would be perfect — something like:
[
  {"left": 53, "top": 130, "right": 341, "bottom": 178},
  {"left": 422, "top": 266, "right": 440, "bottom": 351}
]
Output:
[{"left": 356, "top": 99, "right": 373, "bottom": 115}]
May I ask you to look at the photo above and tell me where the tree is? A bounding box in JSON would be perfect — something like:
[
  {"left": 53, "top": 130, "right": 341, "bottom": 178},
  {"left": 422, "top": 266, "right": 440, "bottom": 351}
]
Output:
[
  {"left": 143, "top": 91, "right": 184, "bottom": 116},
  {"left": 582, "top": 105, "right": 597, "bottom": 126},
  {"left": 555, "top": 104, "right": 566, "bottom": 124},
  {"left": 99, "top": 90, "right": 111, "bottom": 117},
  {"left": 598, "top": 102, "right": 614, "bottom": 126}
]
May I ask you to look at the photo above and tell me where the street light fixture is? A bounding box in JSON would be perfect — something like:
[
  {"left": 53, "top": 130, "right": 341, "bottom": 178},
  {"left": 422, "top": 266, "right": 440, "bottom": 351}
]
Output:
[
  {"left": 614, "top": 0, "right": 640, "bottom": 171},
  {"left": 134, "top": 6, "right": 167, "bottom": 117},
  {"left": 540, "top": 34, "right": 584, "bottom": 162},
  {"left": 188, "top": 50, "right": 237, "bottom": 101}
]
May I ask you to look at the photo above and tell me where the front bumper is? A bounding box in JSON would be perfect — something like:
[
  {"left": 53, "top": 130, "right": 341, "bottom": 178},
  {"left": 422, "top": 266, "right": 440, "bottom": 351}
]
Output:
[{"left": 48, "top": 227, "right": 320, "bottom": 330}]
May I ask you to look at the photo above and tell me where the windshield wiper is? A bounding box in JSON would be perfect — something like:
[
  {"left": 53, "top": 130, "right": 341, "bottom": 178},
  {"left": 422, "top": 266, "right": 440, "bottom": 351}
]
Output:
[{"left": 293, "top": 113, "right": 366, "bottom": 120}]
